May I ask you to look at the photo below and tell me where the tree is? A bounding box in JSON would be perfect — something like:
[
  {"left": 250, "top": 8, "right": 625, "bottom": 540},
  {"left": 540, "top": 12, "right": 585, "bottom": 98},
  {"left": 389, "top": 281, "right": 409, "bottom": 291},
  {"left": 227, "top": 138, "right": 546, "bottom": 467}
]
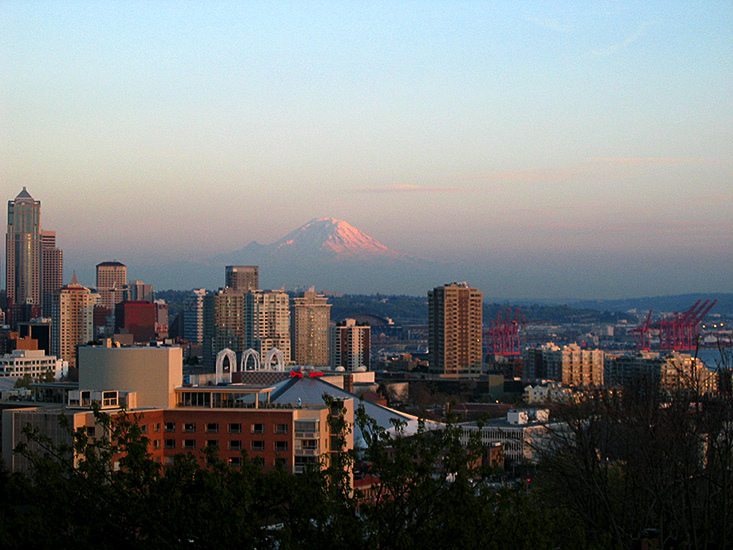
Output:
[{"left": 535, "top": 372, "right": 733, "bottom": 549}]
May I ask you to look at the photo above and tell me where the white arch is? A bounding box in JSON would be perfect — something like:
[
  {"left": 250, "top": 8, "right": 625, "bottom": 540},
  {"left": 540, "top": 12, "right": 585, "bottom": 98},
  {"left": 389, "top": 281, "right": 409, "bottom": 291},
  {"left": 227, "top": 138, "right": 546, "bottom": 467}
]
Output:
[
  {"left": 215, "top": 348, "right": 237, "bottom": 384},
  {"left": 240, "top": 348, "right": 261, "bottom": 372},
  {"left": 263, "top": 348, "right": 285, "bottom": 371}
]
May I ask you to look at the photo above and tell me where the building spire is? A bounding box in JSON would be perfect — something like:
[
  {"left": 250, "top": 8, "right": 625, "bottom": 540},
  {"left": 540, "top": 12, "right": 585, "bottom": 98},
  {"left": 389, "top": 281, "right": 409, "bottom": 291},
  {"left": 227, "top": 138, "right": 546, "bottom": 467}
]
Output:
[
  {"left": 15, "top": 187, "right": 33, "bottom": 200},
  {"left": 69, "top": 271, "right": 80, "bottom": 286}
]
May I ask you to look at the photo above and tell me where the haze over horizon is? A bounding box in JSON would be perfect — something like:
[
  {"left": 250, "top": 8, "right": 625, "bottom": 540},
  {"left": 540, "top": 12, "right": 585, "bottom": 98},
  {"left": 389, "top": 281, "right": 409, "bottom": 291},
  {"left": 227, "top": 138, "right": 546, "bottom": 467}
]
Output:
[{"left": 2, "top": 2, "right": 731, "bottom": 299}]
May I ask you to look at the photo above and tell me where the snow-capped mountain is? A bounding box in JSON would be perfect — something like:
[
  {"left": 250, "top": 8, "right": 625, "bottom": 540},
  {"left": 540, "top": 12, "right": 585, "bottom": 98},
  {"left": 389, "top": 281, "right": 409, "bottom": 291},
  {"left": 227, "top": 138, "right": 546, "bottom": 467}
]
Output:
[
  {"left": 130, "top": 218, "right": 448, "bottom": 293},
  {"left": 209, "top": 218, "right": 435, "bottom": 292},
  {"left": 263, "top": 218, "right": 403, "bottom": 259}
]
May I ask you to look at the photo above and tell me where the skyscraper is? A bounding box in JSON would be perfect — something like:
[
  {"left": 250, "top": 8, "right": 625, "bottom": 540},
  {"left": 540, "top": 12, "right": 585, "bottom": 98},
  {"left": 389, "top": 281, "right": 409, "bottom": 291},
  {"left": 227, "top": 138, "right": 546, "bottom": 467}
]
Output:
[
  {"left": 428, "top": 282, "right": 483, "bottom": 378},
  {"left": 128, "top": 280, "right": 154, "bottom": 302},
  {"left": 51, "top": 273, "right": 96, "bottom": 371},
  {"left": 245, "top": 288, "right": 291, "bottom": 363},
  {"left": 291, "top": 289, "right": 331, "bottom": 366},
  {"left": 41, "top": 231, "right": 63, "bottom": 318},
  {"left": 225, "top": 266, "right": 259, "bottom": 292},
  {"left": 329, "top": 319, "right": 370, "bottom": 371},
  {"left": 183, "top": 289, "right": 207, "bottom": 345},
  {"left": 96, "top": 261, "right": 127, "bottom": 309},
  {"left": 6, "top": 188, "right": 42, "bottom": 307},
  {"left": 202, "top": 288, "right": 246, "bottom": 368}
]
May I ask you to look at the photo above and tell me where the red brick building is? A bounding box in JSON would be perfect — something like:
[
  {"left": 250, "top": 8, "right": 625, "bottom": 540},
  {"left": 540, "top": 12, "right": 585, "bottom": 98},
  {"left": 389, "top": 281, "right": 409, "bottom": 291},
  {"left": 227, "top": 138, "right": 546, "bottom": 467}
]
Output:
[{"left": 115, "top": 301, "right": 156, "bottom": 343}]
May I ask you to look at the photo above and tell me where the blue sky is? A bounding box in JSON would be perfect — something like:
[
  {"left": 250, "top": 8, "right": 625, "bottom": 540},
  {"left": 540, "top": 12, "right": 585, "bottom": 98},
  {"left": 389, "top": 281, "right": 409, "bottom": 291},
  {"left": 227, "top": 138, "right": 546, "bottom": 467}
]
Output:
[{"left": 1, "top": 1, "right": 731, "bottom": 298}]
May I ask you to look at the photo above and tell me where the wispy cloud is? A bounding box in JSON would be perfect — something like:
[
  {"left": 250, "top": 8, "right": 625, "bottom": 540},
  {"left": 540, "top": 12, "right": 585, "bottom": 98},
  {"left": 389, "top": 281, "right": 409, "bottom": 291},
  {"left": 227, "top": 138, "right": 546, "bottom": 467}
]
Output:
[
  {"left": 354, "top": 184, "right": 466, "bottom": 194},
  {"left": 461, "top": 169, "right": 574, "bottom": 182},
  {"left": 591, "top": 21, "right": 655, "bottom": 56},
  {"left": 526, "top": 16, "right": 572, "bottom": 33},
  {"left": 586, "top": 157, "right": 706, "bottom": 165}
]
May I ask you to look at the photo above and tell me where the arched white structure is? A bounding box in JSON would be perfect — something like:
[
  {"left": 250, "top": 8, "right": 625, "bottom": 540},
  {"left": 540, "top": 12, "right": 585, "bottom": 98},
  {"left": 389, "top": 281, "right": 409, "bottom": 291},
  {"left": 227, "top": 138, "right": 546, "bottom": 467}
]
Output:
[
  {"left": 263, "top": 348, "right": 285, "bottom": 371},
  {"left": 215, "top": 348, "right": 237, "bottom": 384},
  {"left": 240, "top": 348, "right": 261, "bottom": 372}
]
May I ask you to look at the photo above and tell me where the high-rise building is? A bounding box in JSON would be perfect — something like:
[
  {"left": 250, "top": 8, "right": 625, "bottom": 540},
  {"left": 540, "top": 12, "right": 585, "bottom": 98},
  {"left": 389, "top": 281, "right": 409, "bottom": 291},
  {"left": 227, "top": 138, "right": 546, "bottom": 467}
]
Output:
[
  {"left": 6, "top": 188, "right": 42, "bottom": 307},
  {"left": 41, "top": 231, "right": 63, "bottom": 317},
  {"left": 225, "top": 266, "right": 259, "bottom": 293},
  {"left": 154, "top": 299, "right": 169, "bottom": 340},
  {"left": 115, "top": 301, "right": 157, "bottom": 343},
  {"left": 428, "top": 282, "right": 483, "bottom": 377},
  {"left": 128, "top": 280, "right": 154, "bottom": 302},
  {"left": 245, "top": 289, "right": 291, "bottom": 363},
  {"left": 291, "top": 289, "right": 331, "bottom": 366},
  {"left": 51, "top": 274, "right": 96, "bottom": 370},
  {"left": 329, "top": 319, "right": 370, "bottom": 371},
  {"left": 202, "top": 288, "right": 246, "bottom": 368},
  {"left": 96, "top": 261, "right": 127, "bottom": 309},
  {"left": 183, "top": 289, "right": 207, "bottom": 345}
]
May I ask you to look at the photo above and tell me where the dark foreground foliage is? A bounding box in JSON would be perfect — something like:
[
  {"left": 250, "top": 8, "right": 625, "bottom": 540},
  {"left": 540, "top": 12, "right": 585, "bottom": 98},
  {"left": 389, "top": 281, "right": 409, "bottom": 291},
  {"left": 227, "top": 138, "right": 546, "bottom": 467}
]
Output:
[
  {"left": 3, "top": 375, "right": 731, "bottom": 549},
  {"left": 1, "top": 401, "right": 602, "bottom": 550}
]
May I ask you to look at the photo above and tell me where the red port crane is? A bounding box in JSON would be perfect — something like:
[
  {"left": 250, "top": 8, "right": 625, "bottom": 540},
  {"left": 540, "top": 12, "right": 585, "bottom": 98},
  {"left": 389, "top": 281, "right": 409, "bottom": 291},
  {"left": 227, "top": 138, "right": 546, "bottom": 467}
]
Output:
[
  {"left": 631, "top": 309, "right": 653, "bottom": 351},
  {"left": 485, "top": 307, "right": 523, "bottom": 356},
  {"left": 634, "top": 299, "right": 717, "bottom": 351}
]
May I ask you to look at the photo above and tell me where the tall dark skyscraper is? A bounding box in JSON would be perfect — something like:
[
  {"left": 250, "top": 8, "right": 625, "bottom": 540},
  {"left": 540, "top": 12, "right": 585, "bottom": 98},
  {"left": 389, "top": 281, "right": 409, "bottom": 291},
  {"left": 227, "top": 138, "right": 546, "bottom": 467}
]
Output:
[
  {"left": 225, "top": 265, "right": 259, "bottom": 292},
  {"left": 6, "top": 188, "right": 42, "bottom": 307},
  {"left": 41, "top": 230, "right": 63, "bottom": 317}
]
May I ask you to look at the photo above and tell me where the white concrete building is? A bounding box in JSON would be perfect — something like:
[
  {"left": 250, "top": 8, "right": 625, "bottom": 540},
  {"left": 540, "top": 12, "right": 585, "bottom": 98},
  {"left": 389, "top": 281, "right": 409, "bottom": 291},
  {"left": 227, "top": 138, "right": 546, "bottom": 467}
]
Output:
[
  {"left": 461, "top": 408, "right": 562, "bottom": 463},
  {"left": 0, "top": 349, "right": 67, "bottom": 380}
]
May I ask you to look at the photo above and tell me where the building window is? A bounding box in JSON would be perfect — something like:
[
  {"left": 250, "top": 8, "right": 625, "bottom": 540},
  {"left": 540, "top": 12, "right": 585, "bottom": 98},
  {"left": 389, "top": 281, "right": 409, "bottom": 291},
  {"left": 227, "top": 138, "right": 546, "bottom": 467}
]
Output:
[
  {"left": 229, "top": 423, "right": 242, "bottom": 434},
  {"left": 183, "top": 440, "right": 196, "bottom": 450},
  {"left": 229, "top": 440, "right": 242, "bottom": 451},
  {"left": 275, "top": 441, "right": 288, "bottom": 452},
  {"left": 164, "top": 422, "right": 175, "bottom": 432},
  {"left": 252, "top": 440, "right": 265, "bottom": 451},
  {"left": 252, "top": 456, "right": 265, "bottom": 468},
  {"left": 86, "top": 427, "right": 96, "bottom": 437},
  {"left": 140, "top": 424, "right": 148, "bottom": 434},
  {"left": 164, "top": 456, "right": 174, "bottom": 466},
  {"left": 183, "top": 423, "right": 196, "bottom": 433},
  {"left": 206, "top": 440, "right": 218, "bottom": 450},
  {"left": 229, "top": 456, "right": 242, "bottom": 466},
  {"left": 275, "top": 423, "right": 288, "bottom": 434},
  {"left": 153, "top": 440, "right": 161, "bottom": 449},
  {"left": 275, "top": 457, "right": 287, "bottom": 469},
  {"left": 251, "top": 423, "right": 265, "bottom": 434},
  {"left": 153, "top": 423, "right": 161, "bottom": 433},
  {"left": 206, "top": 423, "right": 219, "bottom": 433},
  {"left": 165, "top": 439, "right": 176, "bottom": 449}
]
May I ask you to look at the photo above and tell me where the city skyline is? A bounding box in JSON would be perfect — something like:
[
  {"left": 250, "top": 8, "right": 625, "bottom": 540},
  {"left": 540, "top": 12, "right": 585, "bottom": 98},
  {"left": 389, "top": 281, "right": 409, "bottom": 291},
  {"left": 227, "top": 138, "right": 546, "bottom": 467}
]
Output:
[{"left": 2, "top": 2, "right": 731, "bottom": 299}]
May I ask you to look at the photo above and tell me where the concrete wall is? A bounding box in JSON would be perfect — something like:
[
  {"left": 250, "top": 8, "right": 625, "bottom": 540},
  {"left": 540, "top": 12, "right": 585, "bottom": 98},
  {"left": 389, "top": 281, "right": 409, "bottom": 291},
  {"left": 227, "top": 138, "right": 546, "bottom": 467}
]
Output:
[{"left": 78, "top": 346, "right": 183, "bottom": 409}]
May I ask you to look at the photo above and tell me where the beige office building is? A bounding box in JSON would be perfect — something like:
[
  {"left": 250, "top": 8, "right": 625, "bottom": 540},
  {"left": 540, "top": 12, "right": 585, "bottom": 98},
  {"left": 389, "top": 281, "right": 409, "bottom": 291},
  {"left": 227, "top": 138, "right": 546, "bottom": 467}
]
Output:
[
  {"left": 78, "top": 345, "right": 183, "bottom": 409},
  {"left": 246, "top": 289, "right": 291, "bottom": 363},
  {"left": 291, "top": 290, "right": 331, "bottom": 366},
  {"left": 428, "top": 282, "right": 483, "bottom": 377},
  {"left": 51, "top": 274, "right": 96, "bottom": 369},
  {"left": 203, "top": 288, "right": 246, "bottom": 368},
  {"left": 96, "top": 261, "right": 127, "bottom": 309}
]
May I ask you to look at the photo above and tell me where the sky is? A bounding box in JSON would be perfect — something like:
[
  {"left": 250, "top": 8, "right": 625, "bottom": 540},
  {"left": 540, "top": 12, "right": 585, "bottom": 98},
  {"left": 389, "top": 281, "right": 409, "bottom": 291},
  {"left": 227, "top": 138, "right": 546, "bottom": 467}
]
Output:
[{"left": 1, "top": 1, "right": 731, "bottom": 299}]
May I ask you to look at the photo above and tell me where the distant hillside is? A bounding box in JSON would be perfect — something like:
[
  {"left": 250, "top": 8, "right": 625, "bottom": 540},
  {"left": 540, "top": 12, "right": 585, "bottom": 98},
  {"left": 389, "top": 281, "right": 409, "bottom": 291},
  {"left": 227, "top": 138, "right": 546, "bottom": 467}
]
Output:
[
  {"left": 156, "top": 291, "right": 725, "bottom": 327},
  {"left": 569, "top": 294, "right": 733, "bottom": 316},
  {"left": 329, "top": 295, "right": 637, "bottom": 325}
]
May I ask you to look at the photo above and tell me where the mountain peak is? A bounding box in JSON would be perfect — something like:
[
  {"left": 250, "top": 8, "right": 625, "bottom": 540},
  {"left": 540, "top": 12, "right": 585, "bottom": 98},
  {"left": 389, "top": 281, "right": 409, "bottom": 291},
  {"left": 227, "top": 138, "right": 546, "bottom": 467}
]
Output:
[{"left": 274, "top": 218, "right": 400, "bottom": 258}]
